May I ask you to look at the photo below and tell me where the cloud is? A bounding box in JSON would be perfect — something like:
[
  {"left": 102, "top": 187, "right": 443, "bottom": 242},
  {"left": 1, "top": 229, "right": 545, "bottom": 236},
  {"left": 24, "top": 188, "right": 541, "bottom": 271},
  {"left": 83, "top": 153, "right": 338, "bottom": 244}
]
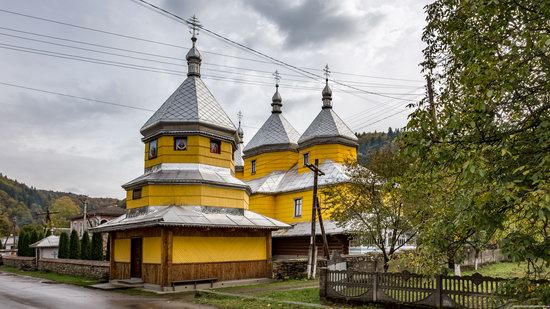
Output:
[{"left": 247, "top": 0, "right": 384, "bottom": 49}]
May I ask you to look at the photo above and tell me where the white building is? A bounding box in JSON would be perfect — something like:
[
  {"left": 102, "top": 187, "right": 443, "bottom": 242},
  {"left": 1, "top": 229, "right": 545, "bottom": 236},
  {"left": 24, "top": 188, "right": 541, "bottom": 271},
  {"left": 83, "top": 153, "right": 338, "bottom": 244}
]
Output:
[{"left": 30, "top": 235, "right": 59, "bottom": 259}]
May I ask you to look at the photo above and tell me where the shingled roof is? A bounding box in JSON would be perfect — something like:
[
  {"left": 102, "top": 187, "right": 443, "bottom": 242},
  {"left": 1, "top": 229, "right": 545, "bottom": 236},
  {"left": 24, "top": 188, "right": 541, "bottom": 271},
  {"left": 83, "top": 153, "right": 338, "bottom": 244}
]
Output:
[
  {"left": 298, "top": 108, "right": 357, "bottom": 147},
  {"left": 140, "top": 77, "right": 236, "bottom": 134},
  {"left": 243, "top": 113, "right": 301, "bottom": 156}
]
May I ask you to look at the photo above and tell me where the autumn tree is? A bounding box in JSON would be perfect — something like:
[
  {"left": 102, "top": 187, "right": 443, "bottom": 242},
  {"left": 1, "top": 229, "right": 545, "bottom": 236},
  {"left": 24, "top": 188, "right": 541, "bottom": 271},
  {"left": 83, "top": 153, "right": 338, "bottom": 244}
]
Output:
[
  {"left": 402, "top": 0, "right": 550, "bottom": 277},
  {"left": 51, "top": 196, "right": 80, "bottom": 228},
  {"left": 324, "top": 144, "right": 422, "bottom": 272}
]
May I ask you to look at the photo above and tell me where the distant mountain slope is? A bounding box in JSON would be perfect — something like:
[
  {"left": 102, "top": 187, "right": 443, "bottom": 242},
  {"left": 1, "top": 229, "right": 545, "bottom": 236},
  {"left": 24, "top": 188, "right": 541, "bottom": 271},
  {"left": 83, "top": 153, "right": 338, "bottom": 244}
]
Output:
[
  {"left": 356, "top": 127, "right": 401, "bottom": 160},
  {"left": 0, "top": 173, "right": 122, "bottom": 232}
]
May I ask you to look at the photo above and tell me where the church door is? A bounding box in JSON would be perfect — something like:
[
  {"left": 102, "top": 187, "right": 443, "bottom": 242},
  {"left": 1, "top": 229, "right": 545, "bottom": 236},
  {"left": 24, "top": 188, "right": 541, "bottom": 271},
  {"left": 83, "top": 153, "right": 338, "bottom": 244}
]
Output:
[{"left": 130, "top": 238, "right": 142, "bottom": 278}]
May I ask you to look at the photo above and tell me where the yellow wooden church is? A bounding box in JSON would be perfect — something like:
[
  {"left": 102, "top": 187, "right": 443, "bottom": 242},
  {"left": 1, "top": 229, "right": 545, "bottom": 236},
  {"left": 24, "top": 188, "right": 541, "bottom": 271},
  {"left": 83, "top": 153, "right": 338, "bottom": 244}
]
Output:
[
  {"left": 94, "top": 28, "right": 357, "bottom": 289},
  {"left": 93, "top": 33, "right": 289, "bottom": 290}
]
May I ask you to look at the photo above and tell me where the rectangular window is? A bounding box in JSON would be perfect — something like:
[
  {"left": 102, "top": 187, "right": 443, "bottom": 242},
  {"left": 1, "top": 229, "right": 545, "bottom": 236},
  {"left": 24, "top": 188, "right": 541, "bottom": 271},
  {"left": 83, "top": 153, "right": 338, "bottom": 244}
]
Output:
[
  {"left": 294, "top": 198, "right": 303, "bottom": 217},
  {"left": 251, "top": 160, "right": 257, "bottom": 174},
  {"left": 210, "top": 139, "right": 221, "bottom": 154},
  {"left": 132, "top": 188, "right": 142, "bottom": 200},
  {"left": 148, "top": 139, "right": 158, "bottom": 159},
  {"left": 174, "top": 137, "right": 188, "bottom": 151},
  {"left": 303, "top": 153, "right": 310, "bottom": 166}
]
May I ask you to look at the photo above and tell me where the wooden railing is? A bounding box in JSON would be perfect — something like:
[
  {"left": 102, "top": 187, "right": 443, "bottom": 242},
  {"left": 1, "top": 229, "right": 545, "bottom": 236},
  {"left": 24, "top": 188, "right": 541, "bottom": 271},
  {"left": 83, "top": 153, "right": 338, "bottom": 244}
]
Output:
[{"left": 320, "top": 269, "right": 519, "bottom": 308}]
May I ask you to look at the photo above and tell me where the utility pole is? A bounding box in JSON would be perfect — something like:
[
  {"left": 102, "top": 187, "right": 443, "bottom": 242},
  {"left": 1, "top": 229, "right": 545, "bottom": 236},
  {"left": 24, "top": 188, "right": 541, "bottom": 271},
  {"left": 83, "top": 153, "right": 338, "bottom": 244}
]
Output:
[
  {"left": 316, "top": 196, "right": 330, "bottom": 258},
  {"left": 306, "top": 159, "right": 326, "bottom": 279},
  {"left": 83, "top": 199, "right": 88, "bottom": 235},
  {"left": 4, "top": 216, "right": 16, "bottom": 249}
]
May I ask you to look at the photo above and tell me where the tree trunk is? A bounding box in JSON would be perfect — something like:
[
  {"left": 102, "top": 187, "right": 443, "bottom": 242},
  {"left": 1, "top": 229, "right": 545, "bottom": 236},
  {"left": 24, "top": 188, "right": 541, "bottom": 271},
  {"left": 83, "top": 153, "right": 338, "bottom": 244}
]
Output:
[{"left": 383, "top": 255, "right": 390, "bottom": 273}]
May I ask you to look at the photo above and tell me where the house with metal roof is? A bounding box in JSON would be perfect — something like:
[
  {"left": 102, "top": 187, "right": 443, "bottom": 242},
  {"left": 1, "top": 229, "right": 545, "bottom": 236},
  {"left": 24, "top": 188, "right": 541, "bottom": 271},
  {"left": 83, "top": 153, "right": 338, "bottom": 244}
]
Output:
[
  {"left": 237, "top": 69, "right": 358, "bottom": 258},
  {"left": 92, "top": 25, "right": 288, "bottom": 290},
  {"left": 30, "top": 235, "right": 59, "bottom": 260}
]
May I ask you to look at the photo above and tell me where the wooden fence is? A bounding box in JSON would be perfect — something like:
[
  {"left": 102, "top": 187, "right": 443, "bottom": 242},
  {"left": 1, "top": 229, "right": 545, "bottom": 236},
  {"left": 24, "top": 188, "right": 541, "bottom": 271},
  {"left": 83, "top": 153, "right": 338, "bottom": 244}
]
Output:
[{"left": 320, "top": 269, "right": 519, "bottom": 308}]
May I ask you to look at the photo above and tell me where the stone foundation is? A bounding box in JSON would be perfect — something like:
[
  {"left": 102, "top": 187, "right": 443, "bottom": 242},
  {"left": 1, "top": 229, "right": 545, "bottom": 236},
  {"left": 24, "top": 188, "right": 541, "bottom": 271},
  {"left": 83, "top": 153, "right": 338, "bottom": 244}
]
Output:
[
  {"left": 1, "top": 256, "right": 36, "bottom": 270},
  {"left": 272, "top": 259, "right": 308, "bottom": 279}
]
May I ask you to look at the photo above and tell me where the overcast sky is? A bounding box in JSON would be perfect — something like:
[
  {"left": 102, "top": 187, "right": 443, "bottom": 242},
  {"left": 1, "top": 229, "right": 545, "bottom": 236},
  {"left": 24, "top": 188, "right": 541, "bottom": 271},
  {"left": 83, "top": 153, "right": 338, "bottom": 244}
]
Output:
[{"left": 0, "top": 0, "right": 429, "bottom": 198}]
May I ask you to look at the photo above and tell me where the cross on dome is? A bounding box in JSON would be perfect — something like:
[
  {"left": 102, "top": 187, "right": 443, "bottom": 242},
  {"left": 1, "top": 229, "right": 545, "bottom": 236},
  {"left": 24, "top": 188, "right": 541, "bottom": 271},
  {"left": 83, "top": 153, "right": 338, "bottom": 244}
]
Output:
[
  {"left": 322, "top": 64, "right": 333, "bottom": 108},
  {"left": 188, "top": 15, "right": 201, "bottom": 41},
  {"left": 271, "top": 70, "right": 282, "bottom": 113}
]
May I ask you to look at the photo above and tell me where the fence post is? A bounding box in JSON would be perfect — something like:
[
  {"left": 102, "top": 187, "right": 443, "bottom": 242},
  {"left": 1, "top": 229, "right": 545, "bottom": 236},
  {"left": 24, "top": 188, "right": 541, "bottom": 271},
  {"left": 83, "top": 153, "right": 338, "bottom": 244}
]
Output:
[
  {"left": 372, "top": 273, "right": 378, "bottom": 301},
  {"left": 435, "top": 275, "right": 442, "bottom": 308},
  {"left": 319, "top": 268, "right": 327, "bottom": 299}
]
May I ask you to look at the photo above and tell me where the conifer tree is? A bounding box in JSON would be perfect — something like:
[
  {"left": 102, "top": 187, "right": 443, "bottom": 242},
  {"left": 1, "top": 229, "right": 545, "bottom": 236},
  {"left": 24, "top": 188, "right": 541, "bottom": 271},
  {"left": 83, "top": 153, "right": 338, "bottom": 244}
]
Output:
[
  {"left": 16, "top": 231, "right": 28, "bottom": 257},
  {"left": 58, "top": 232, "right": 69, "bottom": 259},
  {"left": 68, "top": 230, "right": 80, "bottom": 259},
  {"left": 80, "top": 231, "right": 91, "bottom": 260},
  {"left": 91, "top": 233, "right": 103, "bottom": 261},
  {"left": 28, "top": 230, "right": 40, "bottom": 257}
]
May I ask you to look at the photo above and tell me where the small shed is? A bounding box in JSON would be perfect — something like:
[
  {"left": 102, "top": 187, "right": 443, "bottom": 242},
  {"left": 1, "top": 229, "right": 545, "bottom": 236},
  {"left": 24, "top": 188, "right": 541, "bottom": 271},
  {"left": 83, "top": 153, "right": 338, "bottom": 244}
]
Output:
[{"left": 30, "top": 235, "right": 59, "bottom": 259}]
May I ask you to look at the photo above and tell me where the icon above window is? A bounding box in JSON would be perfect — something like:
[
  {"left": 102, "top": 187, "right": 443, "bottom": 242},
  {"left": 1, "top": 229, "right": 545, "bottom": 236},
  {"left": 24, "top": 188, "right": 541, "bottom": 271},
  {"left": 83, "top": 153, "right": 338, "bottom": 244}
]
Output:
[
  {"left": 174, "top": 137, "right": 188, "bottom": 151},
  {"left": 210, "top": 139, "right": 221, "bottom": 154},
  {"left": 148, "top": 139, "right": 158, "bottom": 159}
]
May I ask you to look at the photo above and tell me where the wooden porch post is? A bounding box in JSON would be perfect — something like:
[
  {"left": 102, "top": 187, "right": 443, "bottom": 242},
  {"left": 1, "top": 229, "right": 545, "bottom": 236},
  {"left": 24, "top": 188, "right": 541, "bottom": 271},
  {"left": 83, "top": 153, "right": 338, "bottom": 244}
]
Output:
[
  {"left": 109, "top": 232, "right": 115, "bottom": 280},
  {"left": 160, "top": 228, "right": 173, "bottom": 288}
]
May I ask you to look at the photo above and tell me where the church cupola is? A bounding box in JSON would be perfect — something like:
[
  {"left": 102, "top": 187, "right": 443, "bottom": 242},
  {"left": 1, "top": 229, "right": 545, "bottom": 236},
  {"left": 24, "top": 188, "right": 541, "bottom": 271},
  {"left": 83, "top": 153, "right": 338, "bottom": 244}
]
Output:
[
  {"left": 321, "top": 65, "right": 333, "bottom": 109},
  {"left": 271, "top": 71, "right": 283, "bottom": 114},
  {"left": 243, "top": 71, "right": 301, "bottom": 158},
  {"left": 186, "top": 15, "right": 202, "bottom": 77},
  {"left": 298, "top": 65, "right": 358, "bottom": 150}
]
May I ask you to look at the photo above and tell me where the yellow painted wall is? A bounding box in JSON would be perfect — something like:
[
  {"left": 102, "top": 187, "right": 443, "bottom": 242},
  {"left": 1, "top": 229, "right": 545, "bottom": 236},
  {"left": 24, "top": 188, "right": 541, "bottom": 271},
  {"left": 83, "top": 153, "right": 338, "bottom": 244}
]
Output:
[
  {"left": 144, "top": 135, "right": 234, "bottom": 170},
  {"left": 247, "top": 189, "right": 337, "bottom": 224},
  {"left": 114, "top": 239, "right": 130, "bottom": 263},
  {"left": 298, "top": 144, "right": 356, "bottom": 174},
  {"left": 248, "top": 194, "right": 276, "bottom": 218},
  {"left": 142, "top": 237, "right": 161, "bottom": 264},
  {"left": 235, "top": 169, "right": 244, "bottom": 179},
  {"left": 126, "top": 184, "right": 249, "bottom": 209},
  {"left": 172, "top": 236, "right": 267, "bottom": 263},
  {"left": 243, "top": 151, "right": 298, "bottom": 180}
]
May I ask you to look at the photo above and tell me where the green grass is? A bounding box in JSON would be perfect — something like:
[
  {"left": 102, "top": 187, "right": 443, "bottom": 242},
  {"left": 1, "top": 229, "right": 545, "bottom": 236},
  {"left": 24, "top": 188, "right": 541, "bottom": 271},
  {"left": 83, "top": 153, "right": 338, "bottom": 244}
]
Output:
[
  {"left": 0, "top": 265, "right": 101, "bottom": 286},
  {"left": 463, "top": 262, "right": 530, "bottom": 279},
  {"left": 258, "top": 288, "right": 320, "bottom": 304},
  {"left": 214, "top": 279, "right": 318, "bottom": 293},
  {"left": 194, "top": 292, "right": 314, "bottom": 309}
]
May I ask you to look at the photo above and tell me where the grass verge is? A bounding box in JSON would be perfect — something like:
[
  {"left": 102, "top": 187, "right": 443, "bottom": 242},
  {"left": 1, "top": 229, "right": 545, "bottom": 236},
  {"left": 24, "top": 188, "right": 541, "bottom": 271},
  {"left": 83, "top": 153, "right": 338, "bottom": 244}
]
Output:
[
  {"left": 194, "top": 291, "right": 319, "bottom": 309},
  {"left": 0, "top": 265, "right": 101, "bottom": 286},
  {"left": 463, "top": 262, "right": 526, "bottom": 278}
]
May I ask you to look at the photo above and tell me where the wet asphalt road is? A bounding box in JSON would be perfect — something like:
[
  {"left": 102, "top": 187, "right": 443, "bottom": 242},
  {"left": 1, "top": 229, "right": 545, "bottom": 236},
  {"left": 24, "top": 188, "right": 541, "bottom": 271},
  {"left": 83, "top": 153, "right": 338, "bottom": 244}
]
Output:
[{"left": 0, "top": 272, "right": 211, "bottom": 309}]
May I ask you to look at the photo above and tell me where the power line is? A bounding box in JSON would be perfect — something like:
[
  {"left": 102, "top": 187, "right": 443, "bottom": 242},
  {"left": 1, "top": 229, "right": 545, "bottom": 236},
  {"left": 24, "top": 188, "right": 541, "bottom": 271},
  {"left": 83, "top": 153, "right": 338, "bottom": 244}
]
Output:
[
  {"left": 0, "top": 81, "right": 154, "bottom": 111},
  {"left": 353, "top": 109, "right": 412, "bottom": 132},
  {"left": 0, "top": 42, "right": 423, "bottom": 96},
  {"left": 0, "top": 9, "right": 422, "bottom": 83},
  {"left": 1, "top": 26, "right": 423, "bottom": 89},
  {"left": 130, "top": 0, "right": 416, "bottom": 102}
]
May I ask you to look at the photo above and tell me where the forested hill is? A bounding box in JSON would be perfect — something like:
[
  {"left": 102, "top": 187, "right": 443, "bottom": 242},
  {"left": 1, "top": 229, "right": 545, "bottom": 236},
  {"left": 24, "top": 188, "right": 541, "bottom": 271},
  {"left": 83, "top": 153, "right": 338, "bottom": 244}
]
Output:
[
  {"left": 0, "top": 173, "right": 122, "bottom": 233},
  {"left": 356, "top": 127, "right": 401, "bottom": 160}
]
